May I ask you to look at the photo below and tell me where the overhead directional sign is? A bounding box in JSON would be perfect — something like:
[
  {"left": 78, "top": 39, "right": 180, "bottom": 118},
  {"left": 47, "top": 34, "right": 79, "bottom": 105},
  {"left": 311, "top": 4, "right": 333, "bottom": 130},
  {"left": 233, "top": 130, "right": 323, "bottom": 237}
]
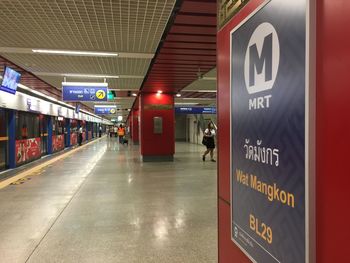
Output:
[
  {"left": 175, "top": 107, "right": 216, "bottom": 114},
  {"left": 62, "top": 82, "right": 108, "bottom": 102},
  {"left": 94, "top": 105, "right": 117, "bottom": 115}
]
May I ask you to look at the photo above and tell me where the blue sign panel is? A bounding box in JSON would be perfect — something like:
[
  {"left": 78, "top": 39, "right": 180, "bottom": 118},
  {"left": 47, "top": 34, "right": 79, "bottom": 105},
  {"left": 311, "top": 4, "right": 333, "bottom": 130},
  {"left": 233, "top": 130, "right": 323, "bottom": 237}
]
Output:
[
  {"left": 62, "top": 85, "right": 108, "bottom": 102},
  {"left": 175, "top": 107, "right": 216, "bottom": 114},
  {"left": 94, "top": 106, "right": 117, "bottom": 115},
  {"left": 0, "top": 67, "right": 21, "bottom": 95},
  {"left": 231, "top": 1, "right": 309, "bottom": 263}
]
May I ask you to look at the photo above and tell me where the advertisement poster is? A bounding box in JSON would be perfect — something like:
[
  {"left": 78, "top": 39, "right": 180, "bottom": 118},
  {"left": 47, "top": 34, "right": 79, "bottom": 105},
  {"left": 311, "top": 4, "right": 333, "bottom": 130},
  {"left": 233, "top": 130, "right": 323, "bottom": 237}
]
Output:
[
  {"left": 230, "top": 0, "right": 309, "bottom": 262},
  {"left": 70, "top": 133, "right": 78, "bottom": 146},
  {"left": 16, "top": 138, "right": 41, "bottom": 165},
  {"left": 52, "top": 135, "right": 65, "bottom": 152}
]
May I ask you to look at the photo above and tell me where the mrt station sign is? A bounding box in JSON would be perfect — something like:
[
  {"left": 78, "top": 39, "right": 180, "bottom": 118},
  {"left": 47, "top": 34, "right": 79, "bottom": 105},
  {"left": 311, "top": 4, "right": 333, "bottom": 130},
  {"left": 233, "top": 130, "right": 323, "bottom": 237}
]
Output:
[{"left": 230, "top": 0, "right": 314, "bottom": 262}]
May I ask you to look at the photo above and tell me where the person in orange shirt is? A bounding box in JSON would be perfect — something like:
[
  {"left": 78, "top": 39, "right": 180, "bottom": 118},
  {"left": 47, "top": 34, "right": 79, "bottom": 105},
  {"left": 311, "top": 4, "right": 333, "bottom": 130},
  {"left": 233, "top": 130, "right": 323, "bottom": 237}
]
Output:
[{"left": 117, "top": 124, "right": 125, "bottom": 144}]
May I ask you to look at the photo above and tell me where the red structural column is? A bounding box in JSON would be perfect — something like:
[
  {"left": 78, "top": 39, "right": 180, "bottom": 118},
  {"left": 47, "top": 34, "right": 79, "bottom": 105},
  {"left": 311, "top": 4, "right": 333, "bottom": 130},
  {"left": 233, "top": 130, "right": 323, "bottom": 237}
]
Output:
[
  {"left": 139, "top": 92, "right": 174, "bottom": 162},
  {"left": 131, "top": 109, "right": 139, "bottom": 144},
  {"left": 316, "top": 0, "right": 350, "bottom": 262}
]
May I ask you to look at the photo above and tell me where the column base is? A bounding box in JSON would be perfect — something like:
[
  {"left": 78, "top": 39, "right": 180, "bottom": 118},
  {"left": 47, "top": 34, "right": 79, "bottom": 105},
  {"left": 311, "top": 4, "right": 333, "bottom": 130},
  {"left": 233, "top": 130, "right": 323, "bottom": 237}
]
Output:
[
  {"left": 142, "top": 155, "right": 174, "bottom": 162},
  {"left": 132, "top": 141, "right": 140, "bottom": 145}
]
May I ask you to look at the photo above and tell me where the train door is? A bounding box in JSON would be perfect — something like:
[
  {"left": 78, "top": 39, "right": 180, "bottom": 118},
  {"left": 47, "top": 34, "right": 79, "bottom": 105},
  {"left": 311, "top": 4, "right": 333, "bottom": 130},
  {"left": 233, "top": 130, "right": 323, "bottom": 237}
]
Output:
[
  {"left": 40, "top": 115, "right": 48, "bottom": 155},
  {"left": 0, "top": 108, "right": 8, "bottom": 171}
]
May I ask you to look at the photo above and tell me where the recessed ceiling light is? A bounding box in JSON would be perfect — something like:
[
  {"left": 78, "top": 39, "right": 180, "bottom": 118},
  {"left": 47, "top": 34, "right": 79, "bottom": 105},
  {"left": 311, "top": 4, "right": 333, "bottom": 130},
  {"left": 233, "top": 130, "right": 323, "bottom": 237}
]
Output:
[
  {"left": 32, "top": 49, "right": 119, "bottom": 57},
  {"left": 132, "top": 93, "right": 137, "bottom": 97},
  {"left": 157, "top": 90, "right": 163, "bottom": 94},
  {"left": 176, "top": 93, "right": 181, "bottom": 97}
]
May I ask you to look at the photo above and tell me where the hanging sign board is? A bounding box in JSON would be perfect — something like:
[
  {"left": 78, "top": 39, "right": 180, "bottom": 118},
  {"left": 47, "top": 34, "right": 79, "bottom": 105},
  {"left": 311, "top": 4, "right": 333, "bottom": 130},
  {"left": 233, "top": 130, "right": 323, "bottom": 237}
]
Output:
[
  {"left": 230, "top": 0, "right": 312, "bottom": 262},
  {"left": 62, "top": 82, "right": 108, "bottom": 102},
  {"left": 94, "top": 105, "right": 117, "bottom": 115},
  {"left": 175, "top": 107, "right": 216, "bottom": 114}
]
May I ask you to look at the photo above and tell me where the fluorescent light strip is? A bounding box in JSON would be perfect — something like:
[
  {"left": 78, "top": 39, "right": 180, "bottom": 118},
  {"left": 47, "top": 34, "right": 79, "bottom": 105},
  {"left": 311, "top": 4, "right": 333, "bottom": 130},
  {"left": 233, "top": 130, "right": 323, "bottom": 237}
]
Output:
[
  {"left": 174, "top": 102, "right": 199, "bottom": 105},
  {"left": 63, "top": 73, "right": 119, "bottom": 79},
  {"left": 182, "top": 97, "right": 216, "bottom": 100},
  {"left": 184, "top": 90, "right": 217, "bottom": 93},
  {"left": 32, "top": 49, "right": 119, "bottom": 57},
  {"left": 62, "top": 82, "right": 108, "bottom": 87},
  {"left": 94, "top": 105, "right": 117, "bottom": 108}
]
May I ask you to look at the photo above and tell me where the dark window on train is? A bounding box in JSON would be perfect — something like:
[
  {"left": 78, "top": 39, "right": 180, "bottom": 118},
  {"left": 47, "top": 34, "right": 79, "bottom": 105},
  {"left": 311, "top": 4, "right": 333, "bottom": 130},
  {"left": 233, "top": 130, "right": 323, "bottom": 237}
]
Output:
[
  {"left": 0, "top": 109, "right": 7, "bottom": 136},
  {"left": 71, "top": 119, "right": 78, "bottom": 133},
  {"left": 53, "top": 117, "right": 65, "bottom": 135},
  {"left": 40, "top": 115, "right": 48, "bottom": 135},
  {"left": 0, "top": 109, "right": 7, "bottom": 170},
  {"left": 15, "top": 111, "right": 40, "bottom": 140}
]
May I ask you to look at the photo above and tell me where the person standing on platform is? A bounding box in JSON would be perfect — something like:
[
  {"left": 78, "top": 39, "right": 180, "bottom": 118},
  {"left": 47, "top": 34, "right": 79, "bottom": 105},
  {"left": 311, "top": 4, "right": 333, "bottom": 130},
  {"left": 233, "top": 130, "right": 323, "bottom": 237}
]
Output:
[
  {"left": 117, "top": 124, "right": 125, "bottom": 144},
  {"left": 114, "top": 126, "right": 118, "bottom": 138},
  {"left": 99, "top": 125, "right": 102, "bottom": 137},
  {"left": 202, "top": 122, "right": 216, "bottom": 162},
  {"left": 78, "top": 126, "right": 83, "bottom": 146}
]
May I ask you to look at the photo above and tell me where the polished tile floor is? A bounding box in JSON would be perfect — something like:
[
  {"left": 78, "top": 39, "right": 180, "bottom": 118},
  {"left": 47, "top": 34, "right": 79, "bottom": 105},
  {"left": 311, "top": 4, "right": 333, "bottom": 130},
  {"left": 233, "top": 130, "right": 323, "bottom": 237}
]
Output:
[{"left": 0, "top": 138, "right": 217, "bottom": 263}]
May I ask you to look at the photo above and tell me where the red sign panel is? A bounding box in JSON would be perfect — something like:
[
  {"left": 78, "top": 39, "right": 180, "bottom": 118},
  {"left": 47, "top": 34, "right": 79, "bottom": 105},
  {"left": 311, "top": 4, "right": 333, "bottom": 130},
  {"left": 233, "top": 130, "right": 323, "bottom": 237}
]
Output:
[
  {"left": 16, "top": 138, "right": 41, "bottom": 165},
  {"left": 52, "top": 135, "right": 65, "bottom": 152},
  {"left": 71, "top": 133, "right": 78, "bottom": 146}
]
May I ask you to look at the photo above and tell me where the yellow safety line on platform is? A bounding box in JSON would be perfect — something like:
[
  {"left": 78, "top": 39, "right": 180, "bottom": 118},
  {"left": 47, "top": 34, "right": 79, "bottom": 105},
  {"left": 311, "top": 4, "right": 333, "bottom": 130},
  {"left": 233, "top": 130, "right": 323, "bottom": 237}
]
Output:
[{"left": 0, "top": 136, "right": 106, "bottom": 190}]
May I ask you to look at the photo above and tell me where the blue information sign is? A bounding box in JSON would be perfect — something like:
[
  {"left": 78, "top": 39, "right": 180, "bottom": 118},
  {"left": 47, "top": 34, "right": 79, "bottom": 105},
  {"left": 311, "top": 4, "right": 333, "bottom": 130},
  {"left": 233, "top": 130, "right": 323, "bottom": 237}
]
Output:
[
  {"left": 62, "top": 85, "right": 108, "bottom": 102},
  {"left": 0, "top": 67, "right": 21, "bottom": 95},
  {"left": 230, "top": 1, "right": 310, "bottom": 262},
  {"left": 175, "top": 107, "right": 216, "bottom": 114},
  {"left": 94, "top": 106, "right": 117, "bottom": 115}
]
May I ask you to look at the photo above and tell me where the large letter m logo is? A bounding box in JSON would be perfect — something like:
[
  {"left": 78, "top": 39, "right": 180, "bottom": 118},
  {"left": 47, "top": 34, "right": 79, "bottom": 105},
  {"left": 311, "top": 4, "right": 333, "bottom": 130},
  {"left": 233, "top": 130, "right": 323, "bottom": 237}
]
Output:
[{"left": 244, "top": 23, "right": 280, "bottom": 94}]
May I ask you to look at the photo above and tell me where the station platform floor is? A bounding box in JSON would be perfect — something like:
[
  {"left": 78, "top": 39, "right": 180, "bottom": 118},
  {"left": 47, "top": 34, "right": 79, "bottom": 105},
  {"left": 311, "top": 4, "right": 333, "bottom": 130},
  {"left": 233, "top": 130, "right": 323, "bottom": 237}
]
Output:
[{"left": 0, "top": 138, "right": 217, "bottom": 263}]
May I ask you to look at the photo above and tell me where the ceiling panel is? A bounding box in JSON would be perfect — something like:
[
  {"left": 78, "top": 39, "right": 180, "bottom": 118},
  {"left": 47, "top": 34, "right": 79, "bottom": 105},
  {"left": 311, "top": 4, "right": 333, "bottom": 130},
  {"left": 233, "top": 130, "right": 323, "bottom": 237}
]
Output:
[
  {"left": 1, "top": 53, "right": 151, "bottom": 76},
  {"left": 182, "top": 68, "right": 217, "bottom": 91},
  {"left": 0, "top": 0, "right": 177, "bottom": 116},
  {"left": 0, "top": 0, "right": 176, "bottom": 53}
]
